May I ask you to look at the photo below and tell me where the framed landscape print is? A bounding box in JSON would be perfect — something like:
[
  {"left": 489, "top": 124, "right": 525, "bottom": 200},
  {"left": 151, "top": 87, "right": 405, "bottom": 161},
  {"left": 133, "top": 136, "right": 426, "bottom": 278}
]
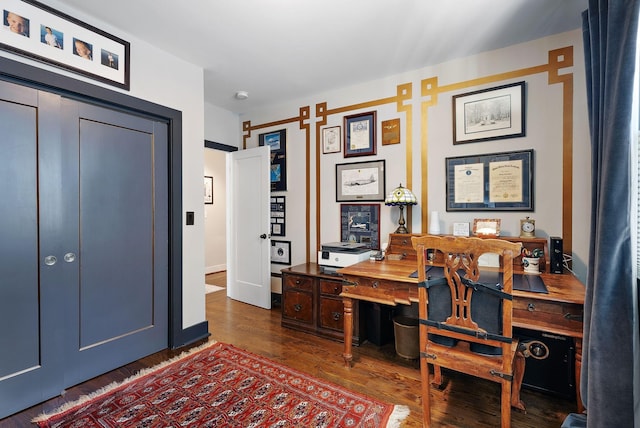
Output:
[{"left": 452, "top": 81, "right": 525, "bottom": 144}]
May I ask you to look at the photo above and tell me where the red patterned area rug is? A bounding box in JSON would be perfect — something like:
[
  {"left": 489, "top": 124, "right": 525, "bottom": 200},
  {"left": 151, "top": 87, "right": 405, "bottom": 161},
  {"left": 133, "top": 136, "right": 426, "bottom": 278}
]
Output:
[{"left": 33, "top": 341, "right": 409, "bottom": 427}]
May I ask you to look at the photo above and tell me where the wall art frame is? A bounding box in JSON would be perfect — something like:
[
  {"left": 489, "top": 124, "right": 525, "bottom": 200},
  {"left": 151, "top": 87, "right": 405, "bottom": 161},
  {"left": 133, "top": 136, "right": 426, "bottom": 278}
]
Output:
[
  {"left": 452, "top": 81, "right": 525, "bottom": 144},
  {"left": 259, "top": 129, "right": 287, "bottom": 192},
  {"left": 270, "top": 240, "right": 291, "bottom": 265},
  {"left": 344, "top": 111, "right": 377, "bottom": 157},
  {"left": 322, "top": 125, "right": 341, "bottom": 154},
  {"left": 335, "top": 159, "right": 385, "bottom": 202},
  {"left": 270, "top": 196, "right": 286, "bottom": 237},
  {"left": 445, "top": 149, "right": 534, "bottom": 211},
  {"left": 204, "top": 176, "right": 213, "bottom": 204},
  {"left": 0, "top": 0, "right": 130, "bottom": 90},
  {"left": 340, "top": 203, "right": 380, "bottom": 250},
  {"left": 381, "top": 118, "right": 400, "bottom": 145}
]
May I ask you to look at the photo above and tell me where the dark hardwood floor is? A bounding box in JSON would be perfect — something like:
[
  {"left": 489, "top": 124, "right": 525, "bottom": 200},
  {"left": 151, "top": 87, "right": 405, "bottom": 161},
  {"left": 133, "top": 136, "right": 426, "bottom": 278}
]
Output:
[{"left": 1, "top": 271, "right": 576, "bottom": 427}]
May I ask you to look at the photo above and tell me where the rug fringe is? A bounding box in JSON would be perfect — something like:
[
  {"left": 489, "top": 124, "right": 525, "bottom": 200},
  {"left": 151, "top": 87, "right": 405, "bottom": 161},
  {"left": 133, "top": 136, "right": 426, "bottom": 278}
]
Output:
[
  {"left": 31, "top": 340, "right": 218, "bottom": 424},
  {"left": 386, "top": 404, "right": 411, "bottom": 428}
]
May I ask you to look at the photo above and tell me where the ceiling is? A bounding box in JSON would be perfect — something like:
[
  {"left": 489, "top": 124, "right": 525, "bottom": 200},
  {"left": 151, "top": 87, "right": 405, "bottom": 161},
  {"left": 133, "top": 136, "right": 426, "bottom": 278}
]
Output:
[{"left": 52, "top": 0, "right": 588, "bottom": 114}]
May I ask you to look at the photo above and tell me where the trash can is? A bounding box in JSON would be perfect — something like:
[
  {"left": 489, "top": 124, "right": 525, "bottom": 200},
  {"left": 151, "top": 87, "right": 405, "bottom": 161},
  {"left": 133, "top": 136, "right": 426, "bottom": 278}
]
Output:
[{"left": 393, "top": 316, "right": 419, "bottom": 359}]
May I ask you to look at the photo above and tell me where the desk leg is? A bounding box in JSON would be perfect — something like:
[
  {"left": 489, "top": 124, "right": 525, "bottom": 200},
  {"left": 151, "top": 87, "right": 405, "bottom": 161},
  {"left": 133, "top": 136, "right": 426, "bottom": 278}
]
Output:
[
  {"left": 575, "top": 338, "right": 585, "bottom": 413},
  {"left": 342, "top": 297, "right": 353, "bottom": 367}
]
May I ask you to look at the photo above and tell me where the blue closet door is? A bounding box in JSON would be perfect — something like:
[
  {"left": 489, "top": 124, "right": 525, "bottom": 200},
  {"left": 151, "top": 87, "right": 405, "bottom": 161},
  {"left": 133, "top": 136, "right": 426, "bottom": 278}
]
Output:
[{"left": 0, "top": 80, "right": 169, "bottom": 418}]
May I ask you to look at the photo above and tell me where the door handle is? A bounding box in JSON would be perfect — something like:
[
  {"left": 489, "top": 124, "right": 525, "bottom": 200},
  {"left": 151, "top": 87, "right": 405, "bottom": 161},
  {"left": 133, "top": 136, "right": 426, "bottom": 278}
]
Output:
[{"left": 260, "top": 233, "right": 270, "bottom": 239}]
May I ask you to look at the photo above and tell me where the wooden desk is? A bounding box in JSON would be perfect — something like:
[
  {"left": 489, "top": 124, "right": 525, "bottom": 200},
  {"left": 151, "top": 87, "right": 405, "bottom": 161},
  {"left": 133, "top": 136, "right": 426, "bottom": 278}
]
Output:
[{"left": 338, "top": 258, "right": 586, "bottom": 412}]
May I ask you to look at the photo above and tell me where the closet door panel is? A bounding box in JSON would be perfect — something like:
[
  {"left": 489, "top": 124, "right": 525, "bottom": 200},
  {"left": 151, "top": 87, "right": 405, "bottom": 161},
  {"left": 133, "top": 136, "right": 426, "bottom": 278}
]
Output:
[
  {"left": 0, "top": 83, "right": 64, "bottom": 418},
  {"left": 62, "top": 100, "right": 168, "bottom": 386}
]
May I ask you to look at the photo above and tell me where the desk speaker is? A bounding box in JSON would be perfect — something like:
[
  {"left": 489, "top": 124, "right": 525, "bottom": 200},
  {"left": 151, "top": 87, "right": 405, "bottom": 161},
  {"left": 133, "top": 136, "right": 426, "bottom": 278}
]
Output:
[
  {"left": 515, "top": 327, "right": 575, "bottom": 399},
  {"left": 550, "top": 236, "right": 563, "bottom": 274}
]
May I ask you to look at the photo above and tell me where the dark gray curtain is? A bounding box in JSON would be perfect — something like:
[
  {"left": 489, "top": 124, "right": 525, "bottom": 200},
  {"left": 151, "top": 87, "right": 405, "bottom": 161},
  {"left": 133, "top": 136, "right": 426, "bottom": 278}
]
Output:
[{"left": 582, "top": 1, "right": 639, "bottom": 427}]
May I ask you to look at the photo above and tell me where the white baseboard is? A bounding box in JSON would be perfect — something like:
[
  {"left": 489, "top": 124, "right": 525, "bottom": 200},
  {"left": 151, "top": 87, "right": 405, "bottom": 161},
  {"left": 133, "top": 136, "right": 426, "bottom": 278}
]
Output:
[{"left": 206, "top": 264, "right": 226, "bottom": 274}]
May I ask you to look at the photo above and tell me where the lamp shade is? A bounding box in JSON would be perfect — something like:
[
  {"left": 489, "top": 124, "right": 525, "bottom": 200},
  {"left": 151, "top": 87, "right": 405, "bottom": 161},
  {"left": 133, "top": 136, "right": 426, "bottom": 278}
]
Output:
[{"left": 385, "top": 183, "right": 417, "bottom": 206}]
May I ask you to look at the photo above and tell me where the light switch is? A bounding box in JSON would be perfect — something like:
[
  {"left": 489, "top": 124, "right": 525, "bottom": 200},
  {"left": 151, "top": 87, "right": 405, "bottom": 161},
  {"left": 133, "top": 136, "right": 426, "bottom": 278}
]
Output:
[{"left": 186, "top": 211, "right": 194, "bottom": 225}]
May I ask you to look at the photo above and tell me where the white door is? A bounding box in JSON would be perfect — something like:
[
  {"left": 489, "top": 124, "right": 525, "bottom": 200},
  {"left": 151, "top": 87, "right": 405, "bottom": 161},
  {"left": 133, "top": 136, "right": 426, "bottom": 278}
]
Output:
[{"left": 227, "top": 146, "right": 271, "bottom": 309}]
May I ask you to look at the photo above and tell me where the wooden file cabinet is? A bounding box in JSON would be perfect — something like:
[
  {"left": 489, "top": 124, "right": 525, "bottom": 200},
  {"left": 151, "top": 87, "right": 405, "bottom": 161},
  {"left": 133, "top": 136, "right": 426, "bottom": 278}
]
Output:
[{"left": 281, "top": 263, "right": 362, "bottom": 344}]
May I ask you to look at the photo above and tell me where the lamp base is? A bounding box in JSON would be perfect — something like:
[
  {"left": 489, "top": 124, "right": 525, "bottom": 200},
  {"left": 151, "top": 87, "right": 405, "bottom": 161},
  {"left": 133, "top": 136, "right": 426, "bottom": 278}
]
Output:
[
  {"left": 394, "top": 225, "right": 409, "bottom": 234},
  {"left": 394, "top": 205, "right": 409, "bottom": 234}
]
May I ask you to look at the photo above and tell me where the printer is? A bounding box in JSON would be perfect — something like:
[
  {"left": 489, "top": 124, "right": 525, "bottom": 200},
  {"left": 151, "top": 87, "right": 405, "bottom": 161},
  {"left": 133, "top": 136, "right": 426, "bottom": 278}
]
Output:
[{"left": 318, "top": 242, "right": 371, "bottom": 274}]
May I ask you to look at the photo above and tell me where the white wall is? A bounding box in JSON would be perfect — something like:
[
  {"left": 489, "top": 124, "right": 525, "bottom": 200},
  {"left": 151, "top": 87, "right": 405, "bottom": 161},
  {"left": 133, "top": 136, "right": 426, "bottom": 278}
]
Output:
[
  {"left": 240, "top": 29, "right": 591, "bottom": 283},
  {"left": 204, "top": 101, "right": 241, "bottom": 149},
  {"left": 204, "top": 148, "right": 227, "bottom": 273},
  {"left": 0, "top": 0, "right": 208, "bottom": 329}
]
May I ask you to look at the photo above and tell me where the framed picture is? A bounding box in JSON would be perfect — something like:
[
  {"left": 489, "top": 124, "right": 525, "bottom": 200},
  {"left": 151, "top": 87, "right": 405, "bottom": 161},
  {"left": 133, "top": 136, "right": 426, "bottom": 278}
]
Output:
[
  {"left": 452, "top": 81, "right": 525, "bottom": 144},
  {"left": 322, "top": 126, "right": 341, "bottom": 154},
  {"left": 0, "top": 0, "right": 130, "bottom": 90},
  {"left": 271, "top": 240, "right": 291, "bottom": 265},
  {"left": 259, "top": 129, "right": 287, "bottom": 192},
  {"left": 270, "top": 196, "right": 286, "bottom": 237},
  {"left": 204, "top": 176, "right": 213, "bottom": 204},
  {"left": 381, "top": 118, "right": 400, "bottom": 145},
  {"left": 473, "top": 218, "right": 501, "bottom": 237},
  {"left": 445, "top": 149, "right": 533, "bottom": 211},
  {"left": 335, "top": 159, "right": 385, "bottom": 202},
  {"left": 340, "top": 204, "right": 380, "bottom": 250},
  {"left": 344, "top": 111, "right": 377, "bottom": 157}
]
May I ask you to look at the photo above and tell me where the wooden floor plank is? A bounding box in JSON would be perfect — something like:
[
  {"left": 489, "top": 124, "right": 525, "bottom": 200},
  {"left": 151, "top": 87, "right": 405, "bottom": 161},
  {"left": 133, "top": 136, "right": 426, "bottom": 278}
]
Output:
[{"left": 1, "top": 274, "right": 575, "bottom": 427}]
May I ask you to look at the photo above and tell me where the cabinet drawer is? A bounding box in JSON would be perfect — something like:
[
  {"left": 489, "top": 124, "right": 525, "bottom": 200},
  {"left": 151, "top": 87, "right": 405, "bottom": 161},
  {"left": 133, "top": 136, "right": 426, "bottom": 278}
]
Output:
[
  {"left": 319, "top": 279, "right": 342, "bottom": 296},
  {"left": 342, "top": 275, "right": 410, "bottom": 304},
  {"left": 514, "top": 297, "right": 583, "bottom": 334},
  {"left": 282, "top": 291, "right": 313, "bottom": 324},
  {"left": 319, "top": 297, "right": 344, "bottom": 332},
  {"left": 388, "top": 234, "right": 417, "bottom": 260},
  {"left": 284, "top": 274, "right": 314, "bottom": 292}
]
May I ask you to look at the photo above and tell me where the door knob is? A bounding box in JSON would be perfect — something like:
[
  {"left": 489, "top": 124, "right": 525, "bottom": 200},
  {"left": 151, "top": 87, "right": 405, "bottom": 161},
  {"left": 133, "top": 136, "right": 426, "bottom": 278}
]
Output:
[
  {"left": 44, "top": 255, "right": 57, "bottom": 266},
  {"left": 260, "top": 233, "right": 270, "bottom": 239},
  {"left": 64, "top": 252, "right": 76, "bottom": 263}
]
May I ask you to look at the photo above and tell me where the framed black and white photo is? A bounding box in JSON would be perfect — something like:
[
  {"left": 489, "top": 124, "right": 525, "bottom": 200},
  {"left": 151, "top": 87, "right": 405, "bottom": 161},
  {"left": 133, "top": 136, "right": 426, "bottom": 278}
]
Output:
[
  {"left": 452, "top": 81, "right": 525, "bottom": 144},
  {"left": 270, "top": 196, "right": 286, "bottom": 237},
  {"left": 322, "top": 125, "right": 341, "bottom": 154},
  {"left": 0, "top": 0, "right": 130, "bottom": 90},
  {"left": 259, "top": 129, "right": 287, "bottom": 192},
  {"left": 271, "top": 240, "right": 291, "bottom": 265},
  {"left": 336, "top": 160, "right": 385, "bottom": 202},
  {"left": 344, "top": 111, "right": 377, "bottom": 157},
  {"left": 340, "top": 204, "right": 380, "bottom": 250},
  {"left": 204, "top": 176, "right": 213, "bottom": 204},
  {"left": 445, "top": 149, "right": 533, "bottom": 211}
]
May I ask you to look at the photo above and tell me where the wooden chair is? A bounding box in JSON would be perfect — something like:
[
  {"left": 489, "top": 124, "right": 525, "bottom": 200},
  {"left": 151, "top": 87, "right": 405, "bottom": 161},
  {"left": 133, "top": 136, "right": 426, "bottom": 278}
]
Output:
[{"left": 411, "top": 235, "right": 526, "bottom": 428}]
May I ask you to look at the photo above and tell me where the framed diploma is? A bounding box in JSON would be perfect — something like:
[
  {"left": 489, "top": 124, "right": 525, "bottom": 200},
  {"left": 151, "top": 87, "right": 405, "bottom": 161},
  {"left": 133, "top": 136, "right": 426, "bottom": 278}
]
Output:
[
  {"left": 445, "top": 149, "right": 533, "bottom": 211},
  {"left": 344, "top": 111, "right": 377, "bottom": 157}
]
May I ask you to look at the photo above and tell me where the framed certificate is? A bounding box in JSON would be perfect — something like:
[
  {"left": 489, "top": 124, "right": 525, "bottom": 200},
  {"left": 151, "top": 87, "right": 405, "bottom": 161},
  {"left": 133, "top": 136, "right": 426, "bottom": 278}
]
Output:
[{"left": 445, "top": 149, "right": 533, "bottom": 211}]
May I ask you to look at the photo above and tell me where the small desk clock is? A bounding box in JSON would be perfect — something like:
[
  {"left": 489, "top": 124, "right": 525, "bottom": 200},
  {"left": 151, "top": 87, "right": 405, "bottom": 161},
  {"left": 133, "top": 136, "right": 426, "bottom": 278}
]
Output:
[{"left": 520, "top": 217, "right": 536, "bottom": 238}]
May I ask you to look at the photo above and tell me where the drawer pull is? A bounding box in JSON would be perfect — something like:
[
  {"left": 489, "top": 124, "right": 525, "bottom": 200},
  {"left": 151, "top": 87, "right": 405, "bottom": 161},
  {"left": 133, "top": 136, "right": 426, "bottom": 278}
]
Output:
[
  {"left": 332, "top": 312, "right": 341, "bottom": 321},
  {"left": 294, "top": 304, "right": 302, "bottom": 312},
  {"left": 343, "top": 280, "right": 358, "bottom": 287},
  {"left": 372, "top": 280, "right": 379, "bottom": 288},
  {"left": 401, "top": 239, "right": 408, "bottom": 245},
  {"left": 527, "top": 303, "right": 535, "bottom": 312},
  {"left": 295, "top": 279, "right": 301, "bottom": 285},
  {"left": 564, "top": 313, "right": 583, "bottom": 322},
  {"left": 334, "top": 286, "right": 340, "bottom": 293}
]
